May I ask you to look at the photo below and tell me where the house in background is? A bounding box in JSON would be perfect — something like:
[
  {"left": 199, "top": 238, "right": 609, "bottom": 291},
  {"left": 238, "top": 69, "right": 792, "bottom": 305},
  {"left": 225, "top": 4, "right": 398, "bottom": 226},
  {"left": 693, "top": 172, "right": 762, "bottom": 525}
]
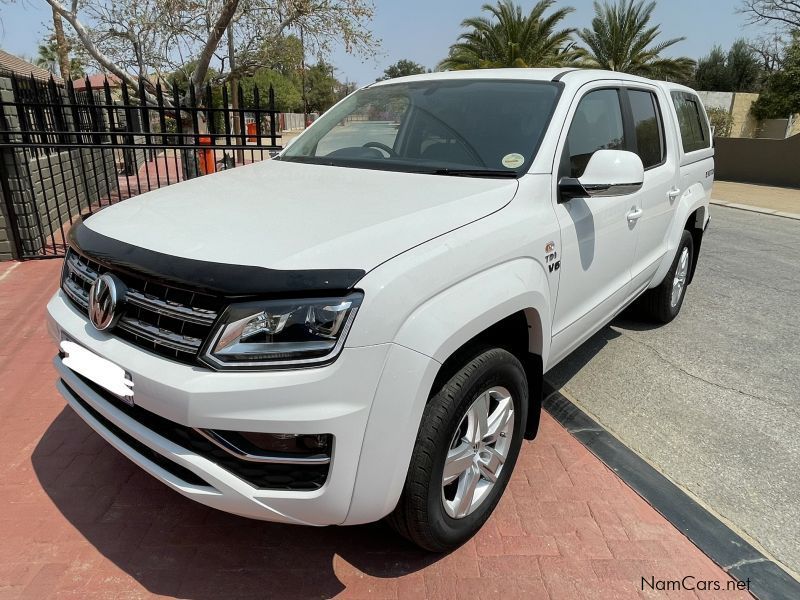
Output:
[
  {"left": 0, "top": 49, "right": 64, "bottom": 85},
  {"left": 72, "top": 73, "right": 123, "bottom": 99}
]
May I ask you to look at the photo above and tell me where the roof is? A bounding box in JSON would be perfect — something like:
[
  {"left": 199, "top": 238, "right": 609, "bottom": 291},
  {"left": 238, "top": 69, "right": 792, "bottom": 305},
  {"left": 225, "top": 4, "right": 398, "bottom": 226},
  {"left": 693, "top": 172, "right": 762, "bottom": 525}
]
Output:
[
  {"left": 0, "top": 49, "right": 63, "bottom": 84},
  {"left": 72, "top": 73, "right": 122, "bottom": 91},
  {"left": 371, "top": 68, "right": 569, "bottom": 87},
  {"left": 369, "top": 67, "right": 691, "bottom": 91}
]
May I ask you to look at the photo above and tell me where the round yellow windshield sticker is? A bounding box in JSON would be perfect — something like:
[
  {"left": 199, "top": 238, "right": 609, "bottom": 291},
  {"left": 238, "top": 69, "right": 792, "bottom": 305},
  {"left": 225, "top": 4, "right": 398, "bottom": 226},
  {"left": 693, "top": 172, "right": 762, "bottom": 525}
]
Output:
[{"left": 502, "top": 153, "right": 525, "bottom": 169}]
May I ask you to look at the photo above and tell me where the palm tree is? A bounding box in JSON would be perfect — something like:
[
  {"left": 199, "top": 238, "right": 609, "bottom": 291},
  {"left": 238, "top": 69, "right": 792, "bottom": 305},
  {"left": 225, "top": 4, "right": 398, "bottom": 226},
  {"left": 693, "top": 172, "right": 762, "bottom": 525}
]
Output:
[
  {"left": 35, "top": 38, "right": 86, "bottom": 80},
  {"left": 439, "top": 0, "right": 578, "bottom": 70},
  {"left": 35, "top": 42, "right": 59, "bottom": 74},
  {"left": 576, "top": 0, "right": 694, "bottom": 80}
]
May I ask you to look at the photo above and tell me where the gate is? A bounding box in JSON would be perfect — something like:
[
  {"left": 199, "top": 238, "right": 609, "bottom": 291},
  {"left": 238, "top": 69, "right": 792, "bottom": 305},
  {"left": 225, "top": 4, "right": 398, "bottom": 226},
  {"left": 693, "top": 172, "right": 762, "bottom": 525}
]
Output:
[{"left": 0, "top": 73, "right": 281, "bottom": 259}]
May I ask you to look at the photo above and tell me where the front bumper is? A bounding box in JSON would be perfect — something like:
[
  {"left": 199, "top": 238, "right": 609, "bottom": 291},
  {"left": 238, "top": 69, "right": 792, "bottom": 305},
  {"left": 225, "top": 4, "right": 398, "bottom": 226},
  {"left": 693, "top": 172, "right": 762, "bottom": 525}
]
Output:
[{"left": 47, "top": 290, "right": 438, "bottom": 526}]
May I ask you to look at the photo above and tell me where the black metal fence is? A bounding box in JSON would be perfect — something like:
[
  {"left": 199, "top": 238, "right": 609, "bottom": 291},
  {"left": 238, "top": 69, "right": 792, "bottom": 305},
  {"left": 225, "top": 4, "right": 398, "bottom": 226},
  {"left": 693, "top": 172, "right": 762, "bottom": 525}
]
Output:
[{"left": 0, "top": 72, "right": 281, "bottom": 259}]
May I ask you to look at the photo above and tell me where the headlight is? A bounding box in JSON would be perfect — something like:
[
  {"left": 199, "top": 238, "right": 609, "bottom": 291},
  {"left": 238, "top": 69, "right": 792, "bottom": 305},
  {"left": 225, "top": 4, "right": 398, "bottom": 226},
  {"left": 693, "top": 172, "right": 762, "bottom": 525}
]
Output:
[{"left": 200, "top": 292, "right": 363, "bottom": 370}]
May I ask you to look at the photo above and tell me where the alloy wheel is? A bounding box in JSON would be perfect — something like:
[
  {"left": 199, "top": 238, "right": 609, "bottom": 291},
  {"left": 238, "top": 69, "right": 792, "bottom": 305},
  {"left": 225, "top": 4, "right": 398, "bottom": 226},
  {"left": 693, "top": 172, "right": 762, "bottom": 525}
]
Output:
[
  {"left": 671, "top": 247, "right": 690, "bottom": 307},
  {"left": 441, "top": 386, "right": 515, "bottom": 519}
]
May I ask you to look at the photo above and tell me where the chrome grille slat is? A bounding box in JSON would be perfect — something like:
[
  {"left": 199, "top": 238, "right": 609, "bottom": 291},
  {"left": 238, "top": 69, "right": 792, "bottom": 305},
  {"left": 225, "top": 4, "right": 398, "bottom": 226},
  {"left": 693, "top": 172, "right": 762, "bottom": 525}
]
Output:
[
  {"left": 61, "top": 249, "right": 221, "bottom": 363},
  {"left": 118, "top": 317, "right": 202, "bottom": 353},
  {"left": 63, "top": 276, "right": 89, "bottom": 309},
  {"left": 65, "top": 252, "right": 99, "bottom": 284},
  {"left": 125, "top": 290, "right": 218, "bottom": 326}
]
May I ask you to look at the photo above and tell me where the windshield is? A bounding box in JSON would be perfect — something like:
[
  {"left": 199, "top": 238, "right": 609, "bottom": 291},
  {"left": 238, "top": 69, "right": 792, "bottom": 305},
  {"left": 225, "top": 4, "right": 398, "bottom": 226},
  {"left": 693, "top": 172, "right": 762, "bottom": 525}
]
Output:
[{"left": 279, "top": 79, "right": 561, "bottom": 177}]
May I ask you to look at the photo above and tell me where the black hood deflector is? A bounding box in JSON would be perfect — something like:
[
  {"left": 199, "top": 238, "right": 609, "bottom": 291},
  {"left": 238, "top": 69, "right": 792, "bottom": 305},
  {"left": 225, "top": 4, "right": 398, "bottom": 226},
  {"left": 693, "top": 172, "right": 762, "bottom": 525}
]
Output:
[{"left": 68, "top": 220, "right": 365, "bottom": 297}]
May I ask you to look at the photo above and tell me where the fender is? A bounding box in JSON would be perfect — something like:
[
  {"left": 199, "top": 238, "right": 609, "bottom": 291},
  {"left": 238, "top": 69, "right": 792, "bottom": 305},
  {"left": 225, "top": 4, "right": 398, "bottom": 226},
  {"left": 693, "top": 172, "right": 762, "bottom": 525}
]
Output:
[
  {"left": 344, "top": 258, "right": 552, "bottom": 525},
  {"left": 649, "top": 181, "right": 709, "bottom": 288},
  {"left": 393, "top": 257, "right": 552, "bottom": 366}
]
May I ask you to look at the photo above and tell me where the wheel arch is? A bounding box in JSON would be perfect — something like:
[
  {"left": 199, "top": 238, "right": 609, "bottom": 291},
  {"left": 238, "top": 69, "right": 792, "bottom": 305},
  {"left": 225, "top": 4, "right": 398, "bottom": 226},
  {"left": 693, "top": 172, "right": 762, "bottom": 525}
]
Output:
[
  {"left": 391, "top": 257, "right": 550, "bottom": 442},
  {"left": 650, "top": 187, "right": 709, "bottom": 288},
  {"left": 427, "top": 309, "right": 545, "bottom": 442},
  {"left": 685, "top": 205, "right": 706, "bottom": 284}
]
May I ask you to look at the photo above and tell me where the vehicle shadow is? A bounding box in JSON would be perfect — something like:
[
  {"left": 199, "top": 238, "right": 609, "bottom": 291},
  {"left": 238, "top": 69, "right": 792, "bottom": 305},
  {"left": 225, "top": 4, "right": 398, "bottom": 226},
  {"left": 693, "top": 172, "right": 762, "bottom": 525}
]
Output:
[
  {"left": 544, "top": 305, "right": 652, "bottom": 391},
  {"left": 32, "top": 408, "right": 439, "bottom": 599}
]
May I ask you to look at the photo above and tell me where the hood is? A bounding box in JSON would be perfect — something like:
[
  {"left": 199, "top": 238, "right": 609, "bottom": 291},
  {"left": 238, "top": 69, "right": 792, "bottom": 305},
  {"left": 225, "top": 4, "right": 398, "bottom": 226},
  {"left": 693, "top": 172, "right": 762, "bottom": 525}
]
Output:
[{"left": 83, "top": 159, "right": 518, "bottom": 274}]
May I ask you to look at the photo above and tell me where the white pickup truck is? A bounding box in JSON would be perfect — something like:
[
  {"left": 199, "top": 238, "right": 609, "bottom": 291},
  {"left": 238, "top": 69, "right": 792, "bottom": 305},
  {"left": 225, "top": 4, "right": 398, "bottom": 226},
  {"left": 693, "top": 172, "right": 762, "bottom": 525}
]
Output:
[{"left": 47, "top": 68, "right": 712, "bottom": 551}]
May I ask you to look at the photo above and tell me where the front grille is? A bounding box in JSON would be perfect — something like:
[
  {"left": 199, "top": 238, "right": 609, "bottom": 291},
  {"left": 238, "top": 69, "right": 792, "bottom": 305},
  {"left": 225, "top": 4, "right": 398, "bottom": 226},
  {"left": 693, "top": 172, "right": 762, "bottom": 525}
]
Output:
[
  {"left": 71, "top": 373, "right": 331, "bottom": 491},
  {"left": 62, "top": 249, "right": 222, "bottom": 364}
]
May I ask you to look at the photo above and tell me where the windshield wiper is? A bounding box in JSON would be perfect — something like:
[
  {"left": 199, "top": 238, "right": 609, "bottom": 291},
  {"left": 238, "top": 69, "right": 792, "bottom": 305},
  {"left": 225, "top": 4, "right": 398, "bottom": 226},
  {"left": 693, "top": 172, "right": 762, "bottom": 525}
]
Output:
[{"left": 426, "top": 168, "right": 518, "bottom": 178}]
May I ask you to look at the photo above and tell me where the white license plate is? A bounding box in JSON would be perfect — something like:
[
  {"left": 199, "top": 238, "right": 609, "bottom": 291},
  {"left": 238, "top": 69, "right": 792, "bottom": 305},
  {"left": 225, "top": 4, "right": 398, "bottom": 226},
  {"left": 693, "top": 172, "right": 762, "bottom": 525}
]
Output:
[{"left": 60, "top": 340, "right": 134, "bottom": 405}]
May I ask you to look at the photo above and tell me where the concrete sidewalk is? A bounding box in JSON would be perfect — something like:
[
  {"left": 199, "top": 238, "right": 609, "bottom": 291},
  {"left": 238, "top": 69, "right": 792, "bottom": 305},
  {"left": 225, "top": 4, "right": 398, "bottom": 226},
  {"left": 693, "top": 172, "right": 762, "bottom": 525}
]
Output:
[
  {"left": 0, "top": 260, "right": 752, "bottom": 599},
  {"left": 712, "top": 181, "right": 800, "bottom": 220}
]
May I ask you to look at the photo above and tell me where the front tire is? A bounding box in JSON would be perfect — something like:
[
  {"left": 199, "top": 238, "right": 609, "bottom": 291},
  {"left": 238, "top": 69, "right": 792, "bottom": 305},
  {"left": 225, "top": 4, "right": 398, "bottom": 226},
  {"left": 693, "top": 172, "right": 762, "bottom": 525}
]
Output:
[
  {"left": 387, "top": 347, "right": 528, "bottom": 552},
  {"left": 640, "top": 229, "right": 694, "bottom": 324}
]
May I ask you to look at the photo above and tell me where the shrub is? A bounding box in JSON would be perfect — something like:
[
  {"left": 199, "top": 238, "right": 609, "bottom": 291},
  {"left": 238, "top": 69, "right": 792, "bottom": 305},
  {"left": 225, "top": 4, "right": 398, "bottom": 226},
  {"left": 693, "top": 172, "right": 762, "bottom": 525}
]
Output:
[{"left": 706, "top": 107, "right": 733, "bottom": 137}]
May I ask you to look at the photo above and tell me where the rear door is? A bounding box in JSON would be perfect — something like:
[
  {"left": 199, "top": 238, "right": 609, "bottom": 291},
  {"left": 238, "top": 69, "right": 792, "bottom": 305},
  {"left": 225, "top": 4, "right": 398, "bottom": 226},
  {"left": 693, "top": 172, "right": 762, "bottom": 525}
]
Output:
[{"left": 623, "top": 84, "right": 680, "bottom": 290}]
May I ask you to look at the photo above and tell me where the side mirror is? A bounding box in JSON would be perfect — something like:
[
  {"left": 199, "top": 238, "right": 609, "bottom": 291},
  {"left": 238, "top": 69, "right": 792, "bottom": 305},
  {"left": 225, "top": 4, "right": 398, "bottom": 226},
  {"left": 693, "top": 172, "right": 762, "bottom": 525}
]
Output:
[{"left": 558, "top": 149, "right": 644, "bottom": 203}]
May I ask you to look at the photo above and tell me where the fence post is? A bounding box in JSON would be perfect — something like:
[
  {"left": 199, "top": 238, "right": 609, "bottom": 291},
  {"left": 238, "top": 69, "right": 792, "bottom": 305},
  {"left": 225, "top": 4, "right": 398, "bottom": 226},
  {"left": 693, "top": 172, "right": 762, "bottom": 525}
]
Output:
[
  {"left": 176, "top": 82, "right": 199, "bottom": 180},
  {"left": 269, "top": 84, "right": 277, "bottom": 147}
]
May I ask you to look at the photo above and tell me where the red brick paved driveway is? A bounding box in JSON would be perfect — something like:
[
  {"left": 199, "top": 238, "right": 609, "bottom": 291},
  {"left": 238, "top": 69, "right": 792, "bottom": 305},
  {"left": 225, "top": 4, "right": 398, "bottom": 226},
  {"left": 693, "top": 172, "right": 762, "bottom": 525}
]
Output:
[{"left": 0, "top": 261, "right": 751, "bottom": 599}]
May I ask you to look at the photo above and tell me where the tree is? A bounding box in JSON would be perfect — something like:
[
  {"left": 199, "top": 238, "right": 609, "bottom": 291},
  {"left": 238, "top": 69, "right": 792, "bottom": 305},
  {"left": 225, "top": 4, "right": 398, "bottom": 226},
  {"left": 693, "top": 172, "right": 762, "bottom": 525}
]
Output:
[
  {"left": 35, "top": 43, "right": 58, "bottom": 75},
  {"left": 694, "top": 40, "right": 762, "bottom": 92},
  {"left": 727, "top": 39, "right": 762, "bottom": 92},
  {"left": 242, "top": 69, "right": 304, "bottom": 112},
  {"left": 751, "top": 34, "right": 800, "bottom": 119},
  {"left": 51, "top": 8, "right": 71, "bottom": 80},
  {"left": 740, "top": 0, "right": 800, "bottom": 31},
  {"left": 377, "top": 59, "right": 427, "bottom": 81},
  {"left": 439, "top": 0, "right": 578, "bottom": 70},
  {"left": 35, "top": 38, "right": 86, "bottom": 80},
  {"left": 304, "top": 61, "right": 339, "bottom": 113},
  {"left": 576, "top": 0, "right": 695, "bottom": 80},
  {"left": 43, "top": 0, "right": 376, "bottom": 105},
  {"left": 694, "top": 46, "right": 731, "bottom": 91}
]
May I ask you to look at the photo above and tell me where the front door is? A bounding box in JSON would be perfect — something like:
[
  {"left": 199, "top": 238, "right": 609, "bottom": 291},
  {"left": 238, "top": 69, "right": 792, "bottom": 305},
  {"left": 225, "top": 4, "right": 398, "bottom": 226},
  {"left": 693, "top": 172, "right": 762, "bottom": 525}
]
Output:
[{"left": 549, "top": 85, "right": 640, "bottom": 364}]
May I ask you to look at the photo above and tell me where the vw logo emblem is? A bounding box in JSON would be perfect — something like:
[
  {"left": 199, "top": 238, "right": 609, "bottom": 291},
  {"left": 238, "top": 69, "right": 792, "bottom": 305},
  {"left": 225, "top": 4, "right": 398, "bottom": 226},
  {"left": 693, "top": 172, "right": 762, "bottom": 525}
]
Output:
[{"left": 88, "top": 274, "right": 125, "bottom": 331}]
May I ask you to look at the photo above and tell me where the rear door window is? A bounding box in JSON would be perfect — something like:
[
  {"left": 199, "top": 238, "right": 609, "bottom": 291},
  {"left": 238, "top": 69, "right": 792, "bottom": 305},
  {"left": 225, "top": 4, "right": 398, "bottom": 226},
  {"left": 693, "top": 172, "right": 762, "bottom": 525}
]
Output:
[
  {"left": 671, "top": 92, "right": 710, "bottom": 153},
  {"left": 628, "top": 90, "right": 665, "bottom": 168}
]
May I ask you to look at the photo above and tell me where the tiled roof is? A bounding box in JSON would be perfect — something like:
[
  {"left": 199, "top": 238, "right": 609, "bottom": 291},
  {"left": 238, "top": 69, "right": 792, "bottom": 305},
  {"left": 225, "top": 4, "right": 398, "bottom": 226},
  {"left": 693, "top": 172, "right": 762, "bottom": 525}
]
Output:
[
  {"left": 0, "top": 49, "right": 63, "bottom": 83},
  {"left": 72, "top": 73, "right": 122, "bottom": 91}
]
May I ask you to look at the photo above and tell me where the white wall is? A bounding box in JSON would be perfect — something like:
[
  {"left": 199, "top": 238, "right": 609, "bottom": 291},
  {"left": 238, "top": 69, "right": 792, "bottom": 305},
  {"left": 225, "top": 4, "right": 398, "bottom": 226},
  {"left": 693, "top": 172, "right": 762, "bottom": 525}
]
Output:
[{"left": 696, "top": 91, "right": 733, "bottom": 112}]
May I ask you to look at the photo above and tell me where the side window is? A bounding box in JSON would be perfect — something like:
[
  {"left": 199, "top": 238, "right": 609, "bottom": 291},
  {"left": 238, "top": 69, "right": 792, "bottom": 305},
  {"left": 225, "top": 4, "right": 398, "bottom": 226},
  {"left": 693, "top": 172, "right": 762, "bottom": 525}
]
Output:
[
  {"left": 628, "top": 90, "right": 664, "bottom": 169},
  {"left": 564, "top": 89, "right": 625, "bottom": 178},
  {"left": 671, "top": 91, "right": 710, "bottom": 153}
]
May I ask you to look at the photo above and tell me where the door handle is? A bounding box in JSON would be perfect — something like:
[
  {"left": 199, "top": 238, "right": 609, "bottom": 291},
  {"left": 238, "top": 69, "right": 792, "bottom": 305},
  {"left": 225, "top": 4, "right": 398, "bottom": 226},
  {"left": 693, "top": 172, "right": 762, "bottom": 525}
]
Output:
[
  {"left": 668, "top": 187, "right": 681, "bottom": 200},
  {"left": 627, "top": 207, "right": 643, "bottom": 222}
]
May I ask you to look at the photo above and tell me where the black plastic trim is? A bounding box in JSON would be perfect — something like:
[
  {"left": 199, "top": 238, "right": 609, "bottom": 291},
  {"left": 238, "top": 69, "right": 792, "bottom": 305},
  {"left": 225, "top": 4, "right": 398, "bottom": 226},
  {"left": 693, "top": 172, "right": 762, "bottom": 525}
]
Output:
[
  {"left": 543, "top": 385, "right": 800, "bottom": 600},
  {"left": 70, "top": 371, "right": 331, "bottom": 491},
  {"left": 621, "top": 85, "right": 668, "bottom": 171},
  {"left": 551, "top": 68, "right": 579, "bottom": 82},
  {"left": 68, "top": 219, "right": 366, "bottom": 297},
  {"left": 63, "top": 380, "right": 211, "bottom": 488}
]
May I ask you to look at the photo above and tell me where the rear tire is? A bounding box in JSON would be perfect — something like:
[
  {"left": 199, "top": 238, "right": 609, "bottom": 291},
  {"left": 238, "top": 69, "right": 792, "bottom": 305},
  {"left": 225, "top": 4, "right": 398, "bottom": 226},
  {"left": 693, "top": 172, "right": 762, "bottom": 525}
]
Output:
[
  {"left": 640, "top": 230, "right": 694, "bottom": 324},
  {"left": 387, "top": 347, "right": 528, "bottom": 552}
]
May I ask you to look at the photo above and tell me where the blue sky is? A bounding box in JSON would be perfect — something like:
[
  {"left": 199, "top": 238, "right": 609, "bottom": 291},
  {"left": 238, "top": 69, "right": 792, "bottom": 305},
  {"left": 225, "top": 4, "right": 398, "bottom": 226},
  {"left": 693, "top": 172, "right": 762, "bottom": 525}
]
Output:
[{"left": 1, "top": 0, "right": 763, "bottom": 85}]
